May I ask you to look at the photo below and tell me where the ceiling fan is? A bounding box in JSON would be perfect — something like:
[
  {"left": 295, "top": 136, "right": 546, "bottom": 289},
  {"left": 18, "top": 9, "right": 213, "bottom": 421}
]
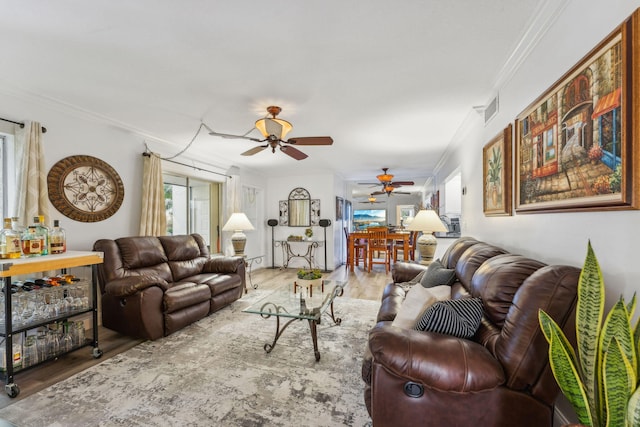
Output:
[
  {"left": 357, "top": 194, "right": 385, "bottom": 204},
  {"left": 358, "top": 168, "right": 414, "bottom": 196},
  {"left": 208, "top": 106, "right": 333, "bottom": 160}
]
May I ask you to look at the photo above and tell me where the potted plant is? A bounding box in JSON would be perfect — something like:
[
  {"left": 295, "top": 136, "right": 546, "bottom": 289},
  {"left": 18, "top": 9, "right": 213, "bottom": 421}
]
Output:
[
  {"left": 297, "top": 268, "right": 322, "bottom": 281},
  {"left": 538, "top": 242, "right": 640, "bottom": 426}
]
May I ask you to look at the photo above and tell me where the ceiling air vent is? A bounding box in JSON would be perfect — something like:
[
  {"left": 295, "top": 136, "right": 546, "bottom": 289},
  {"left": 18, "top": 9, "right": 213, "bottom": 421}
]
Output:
[{"left": 484, "top": 95, "right": 499, "bottom": 125}]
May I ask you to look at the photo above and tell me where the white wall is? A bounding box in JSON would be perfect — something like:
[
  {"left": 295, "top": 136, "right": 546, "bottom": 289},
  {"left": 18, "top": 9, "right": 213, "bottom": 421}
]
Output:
[
  {"left": 435, "top": 1, "right": 640, "bottom": 423},
  {"left": 0, "top": 91, "right": 143, "bottom": 250},
  {"left": 440, "top": 0, "right": 640, "bottom": 302},
  {"left": 266, "top": 173, "right": 340, "bottom": 270}
]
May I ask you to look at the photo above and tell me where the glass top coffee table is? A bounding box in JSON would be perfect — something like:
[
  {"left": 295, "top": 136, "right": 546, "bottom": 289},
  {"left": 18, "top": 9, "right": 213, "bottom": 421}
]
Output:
[{"left": 242, "top": 280, "right": 345, "bottom": 361}]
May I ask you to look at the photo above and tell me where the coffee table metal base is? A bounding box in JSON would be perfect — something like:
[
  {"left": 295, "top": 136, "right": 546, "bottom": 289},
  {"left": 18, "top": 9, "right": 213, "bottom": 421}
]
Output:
[{"left": 259, "top": 294, "right": 342, "bottom": 361}]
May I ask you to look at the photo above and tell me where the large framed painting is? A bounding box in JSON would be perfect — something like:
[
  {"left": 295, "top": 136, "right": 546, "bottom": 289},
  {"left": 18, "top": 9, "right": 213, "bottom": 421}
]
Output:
[
  {"left": 483, "top": 125, "right": 512, "bottom": 216},
  {"left": 514, "top": 10, "right": 640, "bottom": 213}
]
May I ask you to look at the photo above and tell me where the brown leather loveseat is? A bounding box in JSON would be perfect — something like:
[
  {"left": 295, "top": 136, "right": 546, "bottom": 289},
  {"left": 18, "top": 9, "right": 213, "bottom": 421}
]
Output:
[
  {"left": 94, "top": 233, "right": 246, "bottom": 341},
  {"left": 362, "top": 237, "right": 580, "bottom": 426}
]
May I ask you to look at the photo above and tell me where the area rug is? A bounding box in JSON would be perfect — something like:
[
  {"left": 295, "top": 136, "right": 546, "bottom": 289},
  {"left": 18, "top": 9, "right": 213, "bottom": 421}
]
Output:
[{"left": 0, "top": 291, "right": 379, "bottom": 427}]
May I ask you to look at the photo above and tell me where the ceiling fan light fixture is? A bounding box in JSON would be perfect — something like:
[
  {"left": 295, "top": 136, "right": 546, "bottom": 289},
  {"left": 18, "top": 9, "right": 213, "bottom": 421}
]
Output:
[
  {"left": 376, "top": 172, "right": 394, "bottom": 183},
  {"left": 384, "top": 185, "right": 395, "bottom": 193},
  {"left": 255, "top": 117, "right": 293, "bottom": 139},
  {"left": 376, "top": 167, "right": 394, "bottom": 183},
  {"left": 368, "top": 196, "right": 377, "bottom": 203},
  {"left": 255, "top": 105, "right": 293, "bottom": 139}
]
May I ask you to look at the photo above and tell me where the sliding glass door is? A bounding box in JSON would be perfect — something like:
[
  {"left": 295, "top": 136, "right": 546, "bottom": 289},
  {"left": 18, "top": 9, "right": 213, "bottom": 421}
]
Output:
[{"left": 164, "top": 174, "right": 221, "bottom": 251}]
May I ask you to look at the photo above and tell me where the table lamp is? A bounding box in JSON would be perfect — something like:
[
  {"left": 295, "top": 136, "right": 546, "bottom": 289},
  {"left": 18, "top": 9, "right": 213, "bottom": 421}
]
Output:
[
  {"left": 222, "top": 212, "right": 255, "bottom": 256},
  {"left": 406, "top": 209, "right": 448, "bottom": 265}
]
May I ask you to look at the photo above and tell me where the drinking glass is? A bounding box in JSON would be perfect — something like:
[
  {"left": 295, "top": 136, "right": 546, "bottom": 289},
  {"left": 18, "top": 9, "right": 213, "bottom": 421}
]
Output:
[
  {"left": 73, "top": 321, "right": 85, "bottom": 347},
  {"left": 47, "top": 327, "right": 60, "bottom": 357},
  {"left": 12, "top": 293, "right": 25, "bottom": 326},
  {"left": 36, "top": 331, "right": 48, "bottom": 361},
  {"left": 23, "top": 335, "right": 38, "bottom": 368},
  {"left": 61, "top": 323, "right": 73, "bottom": 352}
]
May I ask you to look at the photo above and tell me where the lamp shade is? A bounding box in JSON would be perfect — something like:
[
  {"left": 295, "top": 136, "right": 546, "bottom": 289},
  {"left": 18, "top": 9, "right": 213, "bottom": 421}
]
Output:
[
  {"left": 222, "top": 213, "right": 255, "bottom": 232},
  {"left": 406, "top": 210, "right": 448, "bottom": 233},
  {"left": 222, "top": 213, "right": 254, "bottom": 256},
  {"left": 406, "top": 210, "right": 448, "bottom": 265}
]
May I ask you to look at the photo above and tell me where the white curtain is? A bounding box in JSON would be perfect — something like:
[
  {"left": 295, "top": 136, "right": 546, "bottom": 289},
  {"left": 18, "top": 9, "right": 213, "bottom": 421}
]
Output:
[
  {"left": 15, "top": 121, "right": 50, "bottom": 226},
  {"left": 139, "top": 153, "right": 167, "bottom": 236},
  {"left": 222, "top": 166, "right": 241, "bottom": 255}
]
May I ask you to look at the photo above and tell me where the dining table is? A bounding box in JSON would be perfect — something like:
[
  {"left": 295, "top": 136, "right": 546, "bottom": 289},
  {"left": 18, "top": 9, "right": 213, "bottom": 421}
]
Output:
[{"left": 346, "top": 230, "right": 411, "bottom": 272}]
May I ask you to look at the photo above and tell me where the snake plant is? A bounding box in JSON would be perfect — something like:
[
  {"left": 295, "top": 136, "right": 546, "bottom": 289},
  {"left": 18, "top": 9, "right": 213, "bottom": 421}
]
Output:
[{"left": 538, "top": 242, "right": 640, "bottom": 426}]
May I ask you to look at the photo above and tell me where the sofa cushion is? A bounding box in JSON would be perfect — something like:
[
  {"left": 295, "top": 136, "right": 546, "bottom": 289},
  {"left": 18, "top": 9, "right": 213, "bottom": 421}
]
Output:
[
  {"left": 187, "top": 273, "right": 243, "bottom": 296},
  {"left": 420, "top": 259, "right": 456, "bottom": 288},
  {"left": 117, "top": 236, "right": 168, "bottom": 270},
  {"left": 415, "top": 297, "right": 483, "bottom": 339},
  {"left": 391, "top": 285, "right": 450, "bottom": 329},
  {"left": 164, "top": 282, "right": 212, "bottom": 313}
]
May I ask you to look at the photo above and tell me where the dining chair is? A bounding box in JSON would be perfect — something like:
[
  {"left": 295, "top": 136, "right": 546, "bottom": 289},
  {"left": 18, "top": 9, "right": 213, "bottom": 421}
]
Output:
[
  {"left": 367, "top": 227, "right": 391, "bottom": 273},
  {"left": 344, "top": 227, "right": 367, "bottom": 269},
  {"left": 393, "top": 230, "right": 418, "bottom": 262}
]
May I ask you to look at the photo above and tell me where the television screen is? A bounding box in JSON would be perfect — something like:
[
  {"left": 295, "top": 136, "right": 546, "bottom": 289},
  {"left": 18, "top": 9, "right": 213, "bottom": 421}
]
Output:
[{"left": 353, "top": 209, "right": 386, "bottom": 230}]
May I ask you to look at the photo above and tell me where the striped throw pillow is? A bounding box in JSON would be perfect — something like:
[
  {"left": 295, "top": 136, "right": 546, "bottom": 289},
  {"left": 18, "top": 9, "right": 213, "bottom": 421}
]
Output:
[{"left": 414, "top": 298, "right": 483, "bottom": 339}]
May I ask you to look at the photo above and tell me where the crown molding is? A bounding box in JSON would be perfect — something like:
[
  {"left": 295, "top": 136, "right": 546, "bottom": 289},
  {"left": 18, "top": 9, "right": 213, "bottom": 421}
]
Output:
[{"left": 491, "top": 0, "right": 571, "bottom": 91}]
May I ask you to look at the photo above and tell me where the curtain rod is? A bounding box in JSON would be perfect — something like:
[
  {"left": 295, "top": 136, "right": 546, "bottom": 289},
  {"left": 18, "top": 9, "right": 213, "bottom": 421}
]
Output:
[
  {"left": 0, "top": 117, "right": 47, "bottom": 133},
  {"left": 142, "top": 152, "right": 232, "bottom": 178}
]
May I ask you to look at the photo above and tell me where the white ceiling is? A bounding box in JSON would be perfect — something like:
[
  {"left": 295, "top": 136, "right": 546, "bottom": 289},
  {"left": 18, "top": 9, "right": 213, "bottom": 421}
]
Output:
[{"left": 0, "top": 0, "right": 548, "bottom": 195}]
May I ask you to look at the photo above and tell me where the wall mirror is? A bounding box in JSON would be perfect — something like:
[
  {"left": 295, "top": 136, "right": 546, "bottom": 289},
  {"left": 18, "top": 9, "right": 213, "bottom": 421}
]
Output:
[{"left": 279, "top": 187, "right": 320, "bottom": 226}]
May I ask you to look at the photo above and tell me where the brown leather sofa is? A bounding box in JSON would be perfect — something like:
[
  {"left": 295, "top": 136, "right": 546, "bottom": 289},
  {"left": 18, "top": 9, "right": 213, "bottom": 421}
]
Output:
[
  {"left": 93, "top": 234, "right": 246, "bottom": 341},
  {"left": 362, "top": 237, "right": 580, "bottom": 427}
]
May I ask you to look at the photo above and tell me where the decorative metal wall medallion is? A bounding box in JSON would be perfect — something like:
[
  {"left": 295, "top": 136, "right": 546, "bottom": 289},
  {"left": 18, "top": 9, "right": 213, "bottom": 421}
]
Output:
[{"left": 47, "top": 155, "right": 125, "bottom": 222}]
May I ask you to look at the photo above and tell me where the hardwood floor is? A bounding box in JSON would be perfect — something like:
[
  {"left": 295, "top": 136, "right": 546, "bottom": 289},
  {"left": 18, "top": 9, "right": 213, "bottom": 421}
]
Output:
[{"left": 0, "top": 263, "right": 393, "bottom": 409}]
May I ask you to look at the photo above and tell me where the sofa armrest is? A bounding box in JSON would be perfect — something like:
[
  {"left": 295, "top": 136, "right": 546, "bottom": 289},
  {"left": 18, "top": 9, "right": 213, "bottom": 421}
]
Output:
[
  {"left": 392, "top": 262, "right": 428, "bottom": 283},
  {"left": 367, "top": 324, "right": 505, "bottom": 392},
  {"left": 203, "top": 256, "right": 245, "bottom": 274},
  {"left": 104, "top": 275, "right": 169, "bottom": 298}
]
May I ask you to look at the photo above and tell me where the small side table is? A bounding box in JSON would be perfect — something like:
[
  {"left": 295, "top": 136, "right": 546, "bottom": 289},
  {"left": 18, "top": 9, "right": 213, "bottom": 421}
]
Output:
[{"left": 244, "top": 255, "right": 264, "bottom": 292}]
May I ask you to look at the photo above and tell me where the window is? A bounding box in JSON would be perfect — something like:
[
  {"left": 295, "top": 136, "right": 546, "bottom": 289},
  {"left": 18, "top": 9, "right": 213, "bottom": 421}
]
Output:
[
  {"left": 163, "top": 174, "right": 221, "bottom": 251},
  {"left": 0, "top": 132, "right": 18, "bottom": 219}
]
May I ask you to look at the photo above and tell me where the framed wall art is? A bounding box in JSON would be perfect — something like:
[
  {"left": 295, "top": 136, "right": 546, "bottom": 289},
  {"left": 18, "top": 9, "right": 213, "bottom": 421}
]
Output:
[
  {"left": 514, "top": 10, "right": 640, "bottom": 213},
  {"left": 335, "top": 196, "right": 344, "bottom": 221},
  {"left": 47, "top": 155, "right": 125, "bottom": 223},
  {"left": 483, "top": 124, "right": 512, "bottom": 216}
]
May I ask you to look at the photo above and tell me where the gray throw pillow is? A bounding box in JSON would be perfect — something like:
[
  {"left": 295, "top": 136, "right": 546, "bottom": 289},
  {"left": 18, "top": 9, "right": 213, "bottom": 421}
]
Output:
[
  {"left": 414, "top": 298, "right": 483, "bottom": 339},
  {"left": 419, "top": 259, "right": 456, "bottom": 288}
]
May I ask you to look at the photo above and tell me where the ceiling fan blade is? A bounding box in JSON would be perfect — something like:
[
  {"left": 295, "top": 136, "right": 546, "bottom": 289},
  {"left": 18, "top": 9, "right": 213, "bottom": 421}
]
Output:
[
  {"left": 209, "top": 131, "right": 263, "bottom": 143},
  {"left": 357, "top": 182, "right": 380, "bottom": 185},
  {"left": 280, "top": 145, "right": 308, "bottom": 160},
  {"left": 371, "top": 191, "right": 385, "bottom": 195},
  {"left": 393, "top": 191, "right": 411, "bottom": 195},
  {"left": 241, "top": 145, "right": 268, "bottom": 156},
  {"left": 391, "top": 181, "right": 415, "bottom": 186},
  {"left": 286, "top": 136, "right": 333, "bottom": 146}
]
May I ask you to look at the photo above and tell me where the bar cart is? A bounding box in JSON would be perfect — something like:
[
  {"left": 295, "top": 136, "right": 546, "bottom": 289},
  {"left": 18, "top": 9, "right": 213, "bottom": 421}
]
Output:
[{"left": 0, "top": 251, "right": 103, "bottom": 397}]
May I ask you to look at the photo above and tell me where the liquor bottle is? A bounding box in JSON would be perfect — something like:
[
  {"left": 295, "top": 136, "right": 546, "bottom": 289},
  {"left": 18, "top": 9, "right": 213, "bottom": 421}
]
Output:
[
  {"left": 21, "top": 226, "right": 43, "bottom": 257},
  {"left": 0, "top": 218, "right": 21, "bottom": 259},
  {"left": 10, "top": 217, "right": 25, "bottom": 236},
  {"left": 36, "top": 215, "right": 50, "bottom": 255},
  {"left": 49, "top": 220, "right": 66, "bottom": 254}
]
